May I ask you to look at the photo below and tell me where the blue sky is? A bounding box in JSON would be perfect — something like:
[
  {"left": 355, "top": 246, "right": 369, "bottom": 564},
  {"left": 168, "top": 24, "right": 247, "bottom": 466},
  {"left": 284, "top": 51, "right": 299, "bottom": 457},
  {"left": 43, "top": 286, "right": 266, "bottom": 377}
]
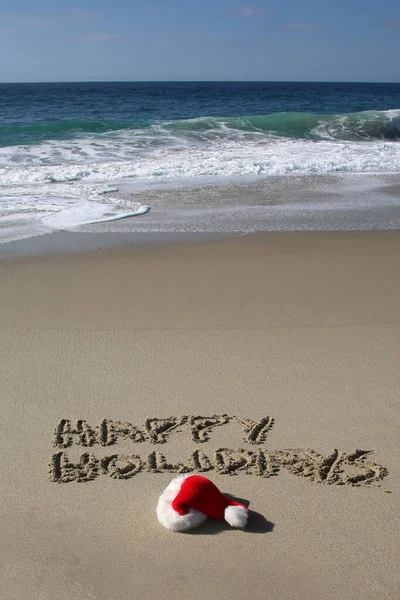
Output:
[{"left": 0, "top": 1, "right": 399, "bottom": 82}]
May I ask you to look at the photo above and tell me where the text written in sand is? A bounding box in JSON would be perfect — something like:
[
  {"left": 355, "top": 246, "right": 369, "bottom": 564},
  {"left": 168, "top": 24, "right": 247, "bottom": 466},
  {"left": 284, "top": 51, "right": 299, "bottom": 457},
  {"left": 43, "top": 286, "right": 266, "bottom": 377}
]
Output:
[
  {"left": 52, "top": 416, "right": 274, "bottom": 447},
  {"left": 48, "top": 416, "right": 388, "bottom": 487}
]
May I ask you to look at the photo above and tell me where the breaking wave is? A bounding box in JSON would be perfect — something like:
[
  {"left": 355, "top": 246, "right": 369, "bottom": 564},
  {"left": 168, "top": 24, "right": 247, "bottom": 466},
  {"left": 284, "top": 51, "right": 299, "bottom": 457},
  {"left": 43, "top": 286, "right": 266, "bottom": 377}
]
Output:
[{"left": 1, "top": 109, "right": 400, "bottom": 146}]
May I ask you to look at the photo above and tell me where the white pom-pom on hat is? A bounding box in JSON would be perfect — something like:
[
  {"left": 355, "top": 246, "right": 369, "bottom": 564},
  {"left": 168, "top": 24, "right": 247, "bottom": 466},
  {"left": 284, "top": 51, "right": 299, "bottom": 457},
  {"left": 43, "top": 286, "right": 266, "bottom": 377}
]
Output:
[{"left": 224, "top": 505, "right": 249, "bottom": 529}]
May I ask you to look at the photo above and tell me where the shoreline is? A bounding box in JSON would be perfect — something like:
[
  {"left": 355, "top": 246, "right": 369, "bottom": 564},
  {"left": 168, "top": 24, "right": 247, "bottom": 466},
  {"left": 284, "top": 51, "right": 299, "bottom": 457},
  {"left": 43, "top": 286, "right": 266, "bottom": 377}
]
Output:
[
  {"left": 2, "top": 172, "right": 400, "bottom": 256},
  {"left": 2, "top": 228, "right": 400, "bottom": 262}
]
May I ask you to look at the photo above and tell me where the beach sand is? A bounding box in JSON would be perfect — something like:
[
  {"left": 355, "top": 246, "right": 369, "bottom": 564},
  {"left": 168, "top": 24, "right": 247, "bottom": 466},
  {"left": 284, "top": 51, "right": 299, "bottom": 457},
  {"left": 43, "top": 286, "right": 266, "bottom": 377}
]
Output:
[{"left": 1, "top": 231, "right": 399, "bottom": 600}]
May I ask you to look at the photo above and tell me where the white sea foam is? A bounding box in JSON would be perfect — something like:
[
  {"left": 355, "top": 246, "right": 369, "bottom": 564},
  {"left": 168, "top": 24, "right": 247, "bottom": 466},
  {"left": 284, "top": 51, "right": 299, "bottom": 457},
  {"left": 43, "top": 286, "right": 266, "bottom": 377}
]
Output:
[
  {"left": 0, "top": 181, "right": 149, "bottom": 244},
  {"left": 2, "top": 136, "right": 399, "bottom": 184}
]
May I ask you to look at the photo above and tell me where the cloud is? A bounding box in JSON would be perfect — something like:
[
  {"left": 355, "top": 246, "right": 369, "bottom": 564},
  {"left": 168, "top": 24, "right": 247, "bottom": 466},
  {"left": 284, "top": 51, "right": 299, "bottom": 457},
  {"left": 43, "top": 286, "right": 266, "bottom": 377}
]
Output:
[
  {"left": 238, "top": 6, "right": 264, "bottom": 17},
  {"left": 0, "top": 9, "right": 99, "bottom": 27},
  {"left": 69, "top": 9, "right": 98, "bottom": 22},
  {"left": 76, "top": 32, "right": 121, "bottom": 41},
  {"left": 283, "top": 23, "right": 326, "bottom": 31},
  {"left": 378, "top": 20, "right": 400, "bottom": 29},
  {"left": 0, "top": 12, "right": 57, "bottom": 25},
  {"left": 150, "top": 9, "right": 173, "bottom": 17},
  {"left": 186, "top": 37, "right": 247, "bottom": 49}
]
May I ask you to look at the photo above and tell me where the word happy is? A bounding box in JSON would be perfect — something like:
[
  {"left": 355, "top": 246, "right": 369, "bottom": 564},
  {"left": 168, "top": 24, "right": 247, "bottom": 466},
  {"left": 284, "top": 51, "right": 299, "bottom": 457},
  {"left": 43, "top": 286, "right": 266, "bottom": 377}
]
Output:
[{"left": 52, "top": 416, "right": 275, "bottom": 447}]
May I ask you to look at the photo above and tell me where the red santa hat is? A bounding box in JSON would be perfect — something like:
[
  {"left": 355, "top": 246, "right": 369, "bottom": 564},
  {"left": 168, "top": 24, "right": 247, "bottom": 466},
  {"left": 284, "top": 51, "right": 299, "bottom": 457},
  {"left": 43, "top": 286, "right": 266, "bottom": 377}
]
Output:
[{"left": 156, "top": 474, "right": 249, "bottom": 532}]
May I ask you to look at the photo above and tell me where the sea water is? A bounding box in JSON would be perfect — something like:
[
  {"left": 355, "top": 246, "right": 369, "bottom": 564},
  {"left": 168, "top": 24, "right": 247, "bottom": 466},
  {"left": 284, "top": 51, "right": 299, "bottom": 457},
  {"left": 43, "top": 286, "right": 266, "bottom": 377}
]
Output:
[{"left": 1, "top": 81, "right": 400, "bottom": 245}]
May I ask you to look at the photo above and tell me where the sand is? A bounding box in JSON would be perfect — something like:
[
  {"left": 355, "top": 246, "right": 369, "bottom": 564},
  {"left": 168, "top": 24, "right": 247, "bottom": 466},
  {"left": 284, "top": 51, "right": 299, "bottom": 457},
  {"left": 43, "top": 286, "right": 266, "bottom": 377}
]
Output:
[{"left": 1, "top": 231, "right": 399, "bottom": 600}]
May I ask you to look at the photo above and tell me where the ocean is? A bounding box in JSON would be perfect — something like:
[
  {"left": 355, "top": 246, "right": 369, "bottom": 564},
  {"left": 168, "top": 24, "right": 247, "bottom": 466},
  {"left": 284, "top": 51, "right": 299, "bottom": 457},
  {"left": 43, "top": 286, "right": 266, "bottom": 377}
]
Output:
[{"left": 1, "top": 81, "right": 400, "bottom": 246}]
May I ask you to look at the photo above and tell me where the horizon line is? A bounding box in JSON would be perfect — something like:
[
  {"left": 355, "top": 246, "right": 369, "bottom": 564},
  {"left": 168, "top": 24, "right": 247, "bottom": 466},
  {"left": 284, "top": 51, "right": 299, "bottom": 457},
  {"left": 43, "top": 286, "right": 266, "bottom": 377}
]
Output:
[{"left": 1, "top": 79, "right": 400, "bottom": 85}]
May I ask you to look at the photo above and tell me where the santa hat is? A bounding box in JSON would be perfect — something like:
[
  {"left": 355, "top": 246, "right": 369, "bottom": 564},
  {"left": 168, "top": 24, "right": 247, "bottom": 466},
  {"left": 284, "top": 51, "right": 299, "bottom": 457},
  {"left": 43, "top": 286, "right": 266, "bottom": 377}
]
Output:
[{"left": 156, "top": 474, "right": 249, "bottom": 532}]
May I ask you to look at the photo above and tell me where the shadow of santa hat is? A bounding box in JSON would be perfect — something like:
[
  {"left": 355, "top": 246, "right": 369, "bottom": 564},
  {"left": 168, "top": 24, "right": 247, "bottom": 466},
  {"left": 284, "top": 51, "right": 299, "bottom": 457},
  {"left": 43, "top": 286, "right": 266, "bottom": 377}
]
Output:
[{"left": 156, "top": 474, "right": 249, "bottom": 532}]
